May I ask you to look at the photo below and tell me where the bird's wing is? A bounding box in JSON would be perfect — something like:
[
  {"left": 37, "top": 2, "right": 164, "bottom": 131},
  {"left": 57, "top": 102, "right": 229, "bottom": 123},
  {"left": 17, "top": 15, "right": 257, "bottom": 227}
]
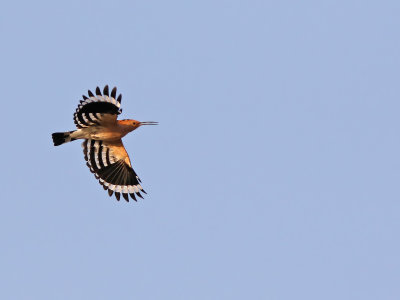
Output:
[
  {"left": 82, "top": 139, "right": 146, "bottom": 202},
  {"left": 74, "top": 85, "right": 122, "bottom": 129}
]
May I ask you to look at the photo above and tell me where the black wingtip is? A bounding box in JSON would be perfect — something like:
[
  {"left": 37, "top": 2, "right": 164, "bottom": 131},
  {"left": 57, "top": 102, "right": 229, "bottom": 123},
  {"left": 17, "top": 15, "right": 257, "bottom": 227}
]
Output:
[
  {"left": 96, "top": 86, "right": 102, "bottom": 96},
  {"left": 117, "top": 94, "right": 122, "bottom": 103},
  {"left": 136, "top": 192, "right": 144, "bottom": 199},
  {"left": 88, "top": 90, "right": 94, "bottom": 97},
  {"left": 141, "top": 189, "right": 147, "bottom": 194},
  {"left": 111, "top": 87, "right": 117, "bottom": 98},
  {"left": 115, "top": 192, "right": 121, "bottom": 201},
  {"left": 129, "top": 193, "right": 137, "bottom": 202},
  {"left": 108, "top": 189, "right": 114, "bottom": 197},
  {"left": 103, "top": 85, "right": 109, "bottom": 96},
  {"left": 122, "top": 193, "right": 129, "bottom": 202}
]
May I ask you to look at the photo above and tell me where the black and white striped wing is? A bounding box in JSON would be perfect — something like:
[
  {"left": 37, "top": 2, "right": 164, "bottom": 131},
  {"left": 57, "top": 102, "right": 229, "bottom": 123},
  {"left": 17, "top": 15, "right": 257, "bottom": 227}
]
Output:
[
  {"left": 74, "top": 85, "right": 122, "bottom": 129},
  {"left": 82, "top": 139, "right": 146, "bottom": 202}
]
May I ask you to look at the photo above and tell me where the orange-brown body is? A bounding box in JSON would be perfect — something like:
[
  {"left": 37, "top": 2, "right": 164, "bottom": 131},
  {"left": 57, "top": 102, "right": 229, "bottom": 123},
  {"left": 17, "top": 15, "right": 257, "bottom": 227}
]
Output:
[{"left": 70, "top": 119, "right": 141, "bottom": 142}]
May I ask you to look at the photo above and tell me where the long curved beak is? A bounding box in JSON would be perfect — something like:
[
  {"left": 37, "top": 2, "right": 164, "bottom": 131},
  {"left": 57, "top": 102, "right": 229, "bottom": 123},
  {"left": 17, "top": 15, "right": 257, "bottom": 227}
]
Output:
[{"left": 140, "top": 121, "right": 158, "bottom": 125}]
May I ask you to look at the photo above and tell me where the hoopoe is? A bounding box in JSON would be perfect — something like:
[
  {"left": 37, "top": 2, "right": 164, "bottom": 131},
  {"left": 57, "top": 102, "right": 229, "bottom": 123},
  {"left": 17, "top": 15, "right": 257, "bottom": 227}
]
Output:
[{"left": 52, "top": 85, "right": 158, "bottom": 202}]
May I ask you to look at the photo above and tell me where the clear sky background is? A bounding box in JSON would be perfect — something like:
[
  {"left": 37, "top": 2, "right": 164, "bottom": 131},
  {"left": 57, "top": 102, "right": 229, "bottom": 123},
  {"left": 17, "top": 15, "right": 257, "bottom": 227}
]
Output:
[{"left": 1, "top": 0, "right": 399, "bottom": 299}]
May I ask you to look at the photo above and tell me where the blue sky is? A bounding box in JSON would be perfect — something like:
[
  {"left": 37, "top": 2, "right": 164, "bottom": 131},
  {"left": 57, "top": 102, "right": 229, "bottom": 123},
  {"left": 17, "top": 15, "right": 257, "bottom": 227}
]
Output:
[{"left": 1, "top": 0, "right": 400, "bottom": 299}]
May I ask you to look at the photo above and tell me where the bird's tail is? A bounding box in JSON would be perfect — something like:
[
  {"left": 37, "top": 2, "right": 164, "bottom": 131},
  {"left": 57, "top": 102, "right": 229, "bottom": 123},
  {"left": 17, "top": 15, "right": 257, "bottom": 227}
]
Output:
[{"left": 52, "top": 131, "right": 76, "bottom": 146}]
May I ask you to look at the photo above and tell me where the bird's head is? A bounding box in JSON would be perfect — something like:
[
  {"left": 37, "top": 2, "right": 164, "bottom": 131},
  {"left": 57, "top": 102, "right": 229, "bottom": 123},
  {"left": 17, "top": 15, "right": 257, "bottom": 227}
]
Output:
[{"left": 120, "top": 119, "right": 158, "bottom": 131}]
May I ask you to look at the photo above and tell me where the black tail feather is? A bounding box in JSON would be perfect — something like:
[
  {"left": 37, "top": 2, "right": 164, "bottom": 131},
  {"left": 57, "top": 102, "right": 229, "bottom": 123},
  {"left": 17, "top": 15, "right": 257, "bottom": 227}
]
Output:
[{"left": 52, "top": 131, "right": 75, "bottom": 146}]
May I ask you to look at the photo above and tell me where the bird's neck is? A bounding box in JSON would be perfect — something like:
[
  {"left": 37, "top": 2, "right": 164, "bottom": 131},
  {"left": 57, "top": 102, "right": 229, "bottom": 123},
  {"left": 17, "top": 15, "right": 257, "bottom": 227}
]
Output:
[{"left": 117, "top": 120, "right": 135, "bottom": 135}]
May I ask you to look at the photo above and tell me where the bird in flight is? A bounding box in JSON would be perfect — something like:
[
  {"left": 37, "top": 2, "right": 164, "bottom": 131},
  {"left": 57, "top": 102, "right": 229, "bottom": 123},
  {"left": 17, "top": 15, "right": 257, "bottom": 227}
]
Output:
[{"left": 52, "top": 85, "right": 158, "bottom": 202}]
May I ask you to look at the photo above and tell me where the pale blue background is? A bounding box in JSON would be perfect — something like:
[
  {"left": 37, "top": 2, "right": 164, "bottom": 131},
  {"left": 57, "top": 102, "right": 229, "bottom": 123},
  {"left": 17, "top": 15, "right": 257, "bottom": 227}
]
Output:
[{"left": 1, "top": 1, "right": 399, "bottom": 299}]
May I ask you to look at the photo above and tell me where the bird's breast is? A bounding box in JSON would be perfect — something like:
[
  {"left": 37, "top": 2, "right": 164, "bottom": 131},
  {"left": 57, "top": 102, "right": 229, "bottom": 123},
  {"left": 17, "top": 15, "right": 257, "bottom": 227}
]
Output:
[{"left": 88, "top": 126, "right": 126, "bottom": 141}]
